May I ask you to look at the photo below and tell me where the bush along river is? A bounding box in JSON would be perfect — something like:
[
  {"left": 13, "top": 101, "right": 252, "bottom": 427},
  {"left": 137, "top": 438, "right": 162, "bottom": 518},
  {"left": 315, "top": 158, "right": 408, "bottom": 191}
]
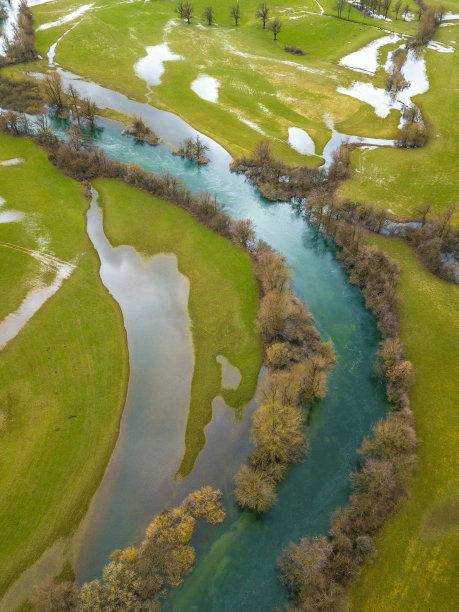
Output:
[{"left": 3, "top": 73, "right": 389, "bottom": 610}]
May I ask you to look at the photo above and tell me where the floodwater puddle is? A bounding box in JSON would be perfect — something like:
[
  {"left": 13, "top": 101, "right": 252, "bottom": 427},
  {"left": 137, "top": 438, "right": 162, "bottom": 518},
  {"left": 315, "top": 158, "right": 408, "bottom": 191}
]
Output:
[
  {"left": 0, "top": 258, "right": 74, "bottom": 350},
  {"left": 134, "top": 43, "right": 182, "bottom": 87},
  {"left": 216, "top": 355, "right": 241, "bottom": 390},
  {"left": 337, "top": 81, "right": 394, "bottom": 117},
  {"left": 339, "top": 34, "right": 401, "bottom": 74},
  {"left": 0, "top": 210, "right": 24, "bottom": 223},
  {"left": 288, "top": 126, "right": 316, "bottom": 155},
  {"left": 338, "top": 48, "right": 428, "bottom": 120},
  {"left": 47, "top": 24, "right": 79, "bottom": 66},
  {"left": 36, "top": 4, "right": 94, "bottom": 31},
  {"left": 191, "top": 75, "right": 220, "bottom": 103},
  {"left": 0, "top": 157, "right": 24, "bottom": 166}
]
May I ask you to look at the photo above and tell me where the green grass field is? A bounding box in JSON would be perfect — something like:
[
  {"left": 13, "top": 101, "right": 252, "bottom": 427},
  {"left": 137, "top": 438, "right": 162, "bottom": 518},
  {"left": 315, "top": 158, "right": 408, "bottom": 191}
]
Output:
[
  {"left": 0, "top": 133, "right": 128, "bottom": 598},
  {"left": 94, "top": 179, "right": 262, "bottom": 477},
  {"left": 348, "top": 234, "right": 459, "bottom": 611},
  {"left": 31, "top": 0, "right": 420, "bottom": 163}
]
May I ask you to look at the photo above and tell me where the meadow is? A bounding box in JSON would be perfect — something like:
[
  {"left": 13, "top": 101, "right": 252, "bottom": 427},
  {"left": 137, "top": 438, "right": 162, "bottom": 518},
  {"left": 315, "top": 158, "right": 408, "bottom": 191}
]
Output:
[
  {"left": 32, "top": 0, "right": 421, "bottom": 163},
  {"left": 0, "top": 132, "right": 128, "bottom": 597},
  {"left": 0, "top": 133, "right": 261, "bottom": 598}
]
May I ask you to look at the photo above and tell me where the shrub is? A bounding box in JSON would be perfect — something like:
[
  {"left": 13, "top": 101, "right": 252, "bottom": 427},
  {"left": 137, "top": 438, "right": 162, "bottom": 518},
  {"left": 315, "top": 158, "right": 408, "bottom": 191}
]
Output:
[{"left": 233, "top": 464, "right": 277, "bottom": 512}]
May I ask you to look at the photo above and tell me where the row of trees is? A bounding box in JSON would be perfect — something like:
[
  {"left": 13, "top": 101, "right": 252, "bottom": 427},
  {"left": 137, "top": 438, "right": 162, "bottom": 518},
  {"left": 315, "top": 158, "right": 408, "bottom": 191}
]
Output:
[
  {"left": 233, "top": 246, "right": 336, "bottom": 512},
  {"left": 279, "top": 404, "right": 417, "bottom": 609},
  {"left": 32, "top": 487, "right": 225, "bottom": 610},
  {"left": 175, "top": 2, "right": 283, "bottom": 39},
  {"left": 0, "top": 0, "right": 37, "bottom": 66},
  {"left": 335, "top": 0, "right": 413, "bottom": 21}
]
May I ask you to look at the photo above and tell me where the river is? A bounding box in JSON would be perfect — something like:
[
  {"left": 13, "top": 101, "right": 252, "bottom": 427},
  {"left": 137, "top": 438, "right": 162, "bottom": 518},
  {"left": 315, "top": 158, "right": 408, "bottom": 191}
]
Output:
[{"left": 2, "top": 29, "right": 390, "bottom": 612}]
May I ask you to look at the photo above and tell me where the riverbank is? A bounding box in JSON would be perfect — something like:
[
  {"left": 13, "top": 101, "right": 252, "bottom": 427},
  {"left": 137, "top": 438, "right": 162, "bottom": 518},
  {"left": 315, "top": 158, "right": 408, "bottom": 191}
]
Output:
[
  {"left": 349, "top": 234, "right": 459, "bottom": 610},
  {"left": 0, "top": 132, "right": 128, "bottom": 598}
]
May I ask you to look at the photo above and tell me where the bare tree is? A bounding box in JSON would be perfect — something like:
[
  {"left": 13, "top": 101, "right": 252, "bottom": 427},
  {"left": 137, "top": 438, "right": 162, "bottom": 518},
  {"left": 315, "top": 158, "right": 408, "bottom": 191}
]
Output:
[
  {"left": 67, "top": 84, "right": 81, "bottom": 126},
  {"left": 402, "top": 3, "right": 409, "bottom": 20},
  {"left": 203, "top": 5, "right": 214, "bottom": 25},
  {"left": 80, "top": 97, "right": 98, "bottom": 130},
  {"left": 268, "top": 17, "right": 282, "bottom": 40},
  {"left": 41, "top": 72, "right": 66, "bottom": 115},
  {"left": 177, "top": 1, "right": 194, "bottom": 23},
  {"left": 394, "top": 0, "right": 401, "bottom": 19},
  {"left": 346, "top": 1, "right": 352, "bottom": 19},
  {"left": 256, "top": 3, "right": 270, "bottom": 28},
  {"left": 230, "top": 3, "right": 241, "bottom": 25},
  {"left": 415, "top": 201, "right": 432, "bottom": 226}
]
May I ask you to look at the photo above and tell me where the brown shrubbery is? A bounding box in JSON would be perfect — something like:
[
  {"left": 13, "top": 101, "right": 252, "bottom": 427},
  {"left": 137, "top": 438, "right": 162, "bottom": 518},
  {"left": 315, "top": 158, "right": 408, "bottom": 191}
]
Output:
[
  {"left": 0, "top": 75, "right": 43, "bottom": 113},
  {"left": 32, "top": 487, "right": 225, "bottom": 611},
  {"left": 234, "top": 241, "right": 336, "bottom": 513},
  {"left": 279, "top": 408, "right": 417, "bottom": 610}
]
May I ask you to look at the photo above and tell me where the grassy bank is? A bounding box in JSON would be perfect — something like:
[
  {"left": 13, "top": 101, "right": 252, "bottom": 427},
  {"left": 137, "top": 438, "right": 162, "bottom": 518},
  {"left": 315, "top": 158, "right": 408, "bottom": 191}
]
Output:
[
  {"left": 94, "top": 179, "right": 262, "bottom": 478},
  {"left": 349, "top": 234, "right": 459, "bottom": 611},
  {"left": 0, "top": 133, "right": 128, "bottom": 598},
  {"left": 32, "top": 0, "right": 419, "bottom": 164}
]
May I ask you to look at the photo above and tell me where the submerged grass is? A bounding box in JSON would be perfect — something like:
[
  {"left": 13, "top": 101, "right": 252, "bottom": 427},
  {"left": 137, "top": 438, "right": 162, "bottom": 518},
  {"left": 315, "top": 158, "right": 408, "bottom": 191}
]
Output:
[
  {"left": 94, "top": 179, "right": 262, "bottom": 478},
  {"left": 0, "top": 133, "right": 128, "bottom": 598},
  {"left": 349, "top": 234, "right": 459, "bottom": 611}
]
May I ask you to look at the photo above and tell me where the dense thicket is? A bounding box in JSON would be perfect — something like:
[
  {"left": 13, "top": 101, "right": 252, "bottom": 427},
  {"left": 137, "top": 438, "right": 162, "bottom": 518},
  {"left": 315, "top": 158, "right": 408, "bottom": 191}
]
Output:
[{"left": 32, "top": 487, "right": 225, "bottom": 611}]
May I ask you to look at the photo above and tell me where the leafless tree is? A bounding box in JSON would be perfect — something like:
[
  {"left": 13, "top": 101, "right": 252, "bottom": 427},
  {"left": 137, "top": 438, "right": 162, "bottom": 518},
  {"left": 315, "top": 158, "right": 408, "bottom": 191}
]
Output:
[
  {"left": 268, "top": 17, "right": 282, "bottom": 40},
  {"left": 203, "top": 5, "right": 214, "bottom": 25},
  {"left": 256, "top": 3, "right": 270, "bottom": 28},
  {"left": 230, "top": 3, "right": 241, "bottom": 25}
]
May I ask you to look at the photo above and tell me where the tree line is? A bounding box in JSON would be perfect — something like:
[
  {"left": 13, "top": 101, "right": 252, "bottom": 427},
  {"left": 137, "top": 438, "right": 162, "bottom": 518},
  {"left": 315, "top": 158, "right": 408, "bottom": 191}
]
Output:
[{"left": 175, "top": 2, "right": 283, "bottom": 40}]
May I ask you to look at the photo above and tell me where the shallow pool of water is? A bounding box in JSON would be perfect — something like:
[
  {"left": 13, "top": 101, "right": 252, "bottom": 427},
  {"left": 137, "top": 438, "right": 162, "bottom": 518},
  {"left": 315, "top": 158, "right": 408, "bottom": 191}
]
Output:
[
  {"left": 134, "top": 43, "right": 182, "bottom": 88},
  {"left": 288, "top": 126, "right": 316, "bottom": 155},
  {"left": 191, "top": 75, "right": 220, "bottom": 103}
]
